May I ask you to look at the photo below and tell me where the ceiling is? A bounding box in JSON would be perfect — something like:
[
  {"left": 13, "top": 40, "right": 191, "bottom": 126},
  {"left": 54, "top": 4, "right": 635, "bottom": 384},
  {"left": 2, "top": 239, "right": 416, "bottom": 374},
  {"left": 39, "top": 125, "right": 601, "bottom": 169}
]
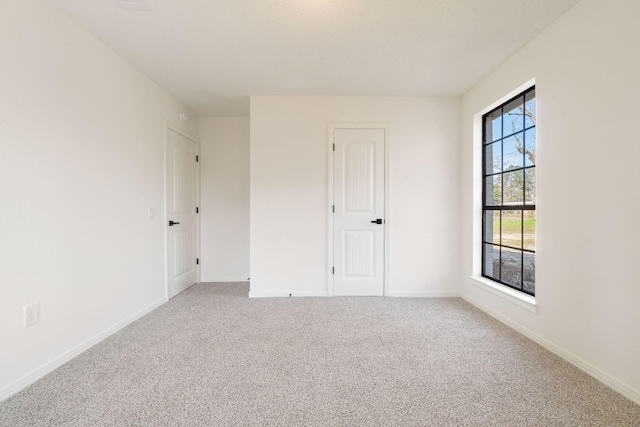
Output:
[{"left": 50, "top": 0, "right": 580, "bottom": 117}]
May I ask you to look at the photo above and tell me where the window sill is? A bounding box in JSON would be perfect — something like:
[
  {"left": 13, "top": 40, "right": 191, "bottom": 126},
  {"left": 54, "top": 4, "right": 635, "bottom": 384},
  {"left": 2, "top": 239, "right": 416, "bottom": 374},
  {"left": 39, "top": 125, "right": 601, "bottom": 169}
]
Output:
[{"left": 469, "top": 276, "right": 537, "bottom": 313}]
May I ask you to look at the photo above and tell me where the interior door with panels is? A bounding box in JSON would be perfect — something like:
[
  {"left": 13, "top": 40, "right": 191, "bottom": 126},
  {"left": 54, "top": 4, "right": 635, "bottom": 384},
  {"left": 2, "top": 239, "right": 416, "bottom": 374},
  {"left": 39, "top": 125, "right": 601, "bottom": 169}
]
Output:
[
  {"left": 333, "top": 128, "right": 385, "bottom": 296},
  {"left": 166, "top": 128, "right": 198, "bottom": 299}
]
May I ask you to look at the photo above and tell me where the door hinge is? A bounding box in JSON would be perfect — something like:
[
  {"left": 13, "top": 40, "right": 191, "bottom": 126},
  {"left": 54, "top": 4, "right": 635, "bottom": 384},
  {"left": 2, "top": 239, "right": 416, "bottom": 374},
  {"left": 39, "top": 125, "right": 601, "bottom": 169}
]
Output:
[
  {"left": 196, "top": 207, "right": 199, "bottom": 214},
  {"left": 332, "top": 267, "right": 335, "bottom": 275},
  {"left": 196, "top": 155, "right": 199, "bottom": 162},
  {"left": 333, "top": 143, "right": 335, "bottom": 151},
  {"left": 196, "top": 258, "right": 199, "bottom": 265},
  {"left": 332, "top": 205, "right": 335, "bottom": 213}
]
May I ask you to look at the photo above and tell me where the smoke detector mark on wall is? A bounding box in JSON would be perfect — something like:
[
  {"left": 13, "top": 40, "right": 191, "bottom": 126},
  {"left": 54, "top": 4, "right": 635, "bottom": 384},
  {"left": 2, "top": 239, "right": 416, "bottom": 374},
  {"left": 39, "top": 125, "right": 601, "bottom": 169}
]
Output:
[{"left": 115, "top": 0, "right": 152, "bottom": 12}]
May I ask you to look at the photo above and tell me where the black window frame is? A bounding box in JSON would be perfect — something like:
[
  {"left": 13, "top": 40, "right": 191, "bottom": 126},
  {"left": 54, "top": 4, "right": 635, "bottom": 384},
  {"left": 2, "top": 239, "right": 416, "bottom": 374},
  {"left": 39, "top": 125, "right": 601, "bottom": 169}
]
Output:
[{"left": 481, "top": 86, "right": 536, "bottom": 296}]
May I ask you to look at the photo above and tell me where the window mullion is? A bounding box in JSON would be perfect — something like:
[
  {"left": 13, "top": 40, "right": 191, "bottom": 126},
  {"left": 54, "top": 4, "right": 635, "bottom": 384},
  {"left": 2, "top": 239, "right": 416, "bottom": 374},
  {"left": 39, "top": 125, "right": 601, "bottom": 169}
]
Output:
[
  {"left": 499, "top": 106, "right": 504, "bottom": 283},
  {"left": 521, "top": 94, "right": 526, "bottom": 292}
]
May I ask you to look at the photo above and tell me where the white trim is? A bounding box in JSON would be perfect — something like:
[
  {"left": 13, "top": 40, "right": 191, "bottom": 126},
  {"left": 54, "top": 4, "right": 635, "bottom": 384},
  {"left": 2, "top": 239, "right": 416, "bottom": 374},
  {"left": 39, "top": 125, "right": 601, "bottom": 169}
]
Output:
[
  {"left": 387, "top": 291, "right": 460, "bottom": 298},
  {"left": 249, "top": 291, "right": 329, "bottom": 298},
  {"left": 478, "top": 78, "right": 537, "bottom": 117},
  {"left": 0, "top": 297, "right": 167, "bottom": 403},
  {"left": 164, "top": 121, "right": 199, "bottom": 148},
  {"left": 461, "top": 293, "right": 640, "bottom": 406},
  {"left": 327, "top": 123, "right": 390, "bottom": 297},
  {"left": 326, "top": 126, "right": 335, "bottom": 296},
  {"left": 469, "top": 276, "right": 537, "bottom": 313},
  {"left": 200, "top": 277, "right": 249, "bottom": 283}
]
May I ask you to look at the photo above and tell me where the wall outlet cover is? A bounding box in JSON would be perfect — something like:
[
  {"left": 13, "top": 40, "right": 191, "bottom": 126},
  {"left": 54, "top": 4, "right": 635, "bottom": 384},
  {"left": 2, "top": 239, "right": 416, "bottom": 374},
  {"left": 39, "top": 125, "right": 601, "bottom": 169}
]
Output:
[{"left": 25, "top": 303, "right": 39, "bottom": 327}]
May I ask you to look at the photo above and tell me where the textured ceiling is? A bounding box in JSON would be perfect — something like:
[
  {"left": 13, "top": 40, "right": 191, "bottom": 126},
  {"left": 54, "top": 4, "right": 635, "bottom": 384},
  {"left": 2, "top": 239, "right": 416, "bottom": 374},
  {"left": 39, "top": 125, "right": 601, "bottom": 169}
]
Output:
[{"left": 50, "top": 0, "right": 580, "bottom": 116}]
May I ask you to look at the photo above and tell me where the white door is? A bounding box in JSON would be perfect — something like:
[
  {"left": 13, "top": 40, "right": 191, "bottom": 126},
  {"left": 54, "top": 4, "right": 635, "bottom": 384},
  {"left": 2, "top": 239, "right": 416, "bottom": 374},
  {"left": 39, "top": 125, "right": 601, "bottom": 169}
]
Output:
[
  {"left": 333, "top": 128, "right": 385, "bottom": 296},
  {"left": 166, "top": 128, "right": 198, "bottom": 298}
]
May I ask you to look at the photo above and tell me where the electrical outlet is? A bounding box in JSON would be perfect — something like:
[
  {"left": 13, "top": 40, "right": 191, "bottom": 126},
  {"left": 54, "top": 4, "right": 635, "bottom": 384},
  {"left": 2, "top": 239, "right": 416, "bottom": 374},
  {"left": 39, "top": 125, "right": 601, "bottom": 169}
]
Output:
[{"left": 24, "top": 303, "right": 39, "bottom": 327}]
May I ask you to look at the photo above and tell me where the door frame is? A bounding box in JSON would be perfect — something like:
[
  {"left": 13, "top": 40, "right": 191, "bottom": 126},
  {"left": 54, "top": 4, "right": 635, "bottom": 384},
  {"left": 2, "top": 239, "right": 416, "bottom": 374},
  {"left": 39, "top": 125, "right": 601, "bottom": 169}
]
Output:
[
  {"left": 164, "top": 121, "right": 200, "bottom": 299},
  {"left": 327, "top": 123, "right": 390, "bottom": 297}
]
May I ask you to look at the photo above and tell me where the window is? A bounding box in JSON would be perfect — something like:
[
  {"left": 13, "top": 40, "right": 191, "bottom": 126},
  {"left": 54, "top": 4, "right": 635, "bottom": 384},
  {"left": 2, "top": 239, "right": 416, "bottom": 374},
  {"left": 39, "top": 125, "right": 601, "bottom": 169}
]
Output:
[{"left": 482, "top": 87, "right": 536, "bottom": 296}]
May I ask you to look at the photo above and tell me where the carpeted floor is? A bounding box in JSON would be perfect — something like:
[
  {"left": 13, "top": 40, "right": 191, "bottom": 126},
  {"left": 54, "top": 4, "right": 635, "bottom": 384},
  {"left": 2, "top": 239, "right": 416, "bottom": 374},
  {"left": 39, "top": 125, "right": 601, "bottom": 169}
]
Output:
[{"left": 1, "top": 282, "right": 639, "bottom": 426}]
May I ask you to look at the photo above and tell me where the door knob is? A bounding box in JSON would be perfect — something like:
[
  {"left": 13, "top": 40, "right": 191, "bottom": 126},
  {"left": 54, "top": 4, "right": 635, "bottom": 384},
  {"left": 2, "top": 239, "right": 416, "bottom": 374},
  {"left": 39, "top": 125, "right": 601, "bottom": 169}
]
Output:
[
  {"left": 169, "top": 220, "right": 180, "bottom": 226},
  {"left": 371, "top": 219, "right": 383, "bottom": 224}
]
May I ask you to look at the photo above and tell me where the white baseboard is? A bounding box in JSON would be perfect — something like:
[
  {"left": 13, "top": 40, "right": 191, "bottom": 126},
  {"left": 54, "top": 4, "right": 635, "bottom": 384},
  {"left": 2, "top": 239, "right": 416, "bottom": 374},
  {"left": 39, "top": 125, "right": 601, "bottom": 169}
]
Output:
[
  {"left": 386, "top": 291, "right": 460, "bottom": 298},
  {"left": 0, "top": 297, "right": 167, "bottom": 403},
  {"left": 6, "top": 291, "right": 636, "bottom": 407},
  {"left": 461, "top": 293, "right": 640, "bottom": 406},
  {"left": 250, "top": 290, "right": 459, "bottom": 298},
  {"left": 200, "top": 276, "right": 249, "bottom": 283},
  {"left": 249, "top": 290, "right": 328, "bottom": 298}
]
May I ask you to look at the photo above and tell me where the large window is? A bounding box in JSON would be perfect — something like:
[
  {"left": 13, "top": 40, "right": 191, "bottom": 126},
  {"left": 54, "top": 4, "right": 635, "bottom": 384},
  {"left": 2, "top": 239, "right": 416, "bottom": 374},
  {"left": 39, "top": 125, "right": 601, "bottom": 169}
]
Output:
[{"left": 482, "top": 87, "right": 536, "bottom": 296}]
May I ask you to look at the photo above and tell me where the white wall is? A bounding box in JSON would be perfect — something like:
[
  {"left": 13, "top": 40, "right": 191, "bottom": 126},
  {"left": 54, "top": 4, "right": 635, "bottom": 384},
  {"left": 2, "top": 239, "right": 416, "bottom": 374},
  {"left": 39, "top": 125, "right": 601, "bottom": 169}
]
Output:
[
  {"left": 199, "top": 117, "right": 250, "bottom": 282},
  {"left": 459, "top": 0, "right": 640, "bottom": 403},
  {"left": 250, "top": 96, "right": 460, "bottom": 297},
  {"left": 0, "top": 0, "right": 198, "bottom": 399}
]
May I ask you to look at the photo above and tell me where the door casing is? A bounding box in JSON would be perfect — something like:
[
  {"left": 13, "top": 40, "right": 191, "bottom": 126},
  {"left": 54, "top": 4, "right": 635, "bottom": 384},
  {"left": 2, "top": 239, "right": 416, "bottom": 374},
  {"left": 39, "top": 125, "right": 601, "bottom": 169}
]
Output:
[{"left": 327, "top": 123, "right": 390, "bottom": 297}]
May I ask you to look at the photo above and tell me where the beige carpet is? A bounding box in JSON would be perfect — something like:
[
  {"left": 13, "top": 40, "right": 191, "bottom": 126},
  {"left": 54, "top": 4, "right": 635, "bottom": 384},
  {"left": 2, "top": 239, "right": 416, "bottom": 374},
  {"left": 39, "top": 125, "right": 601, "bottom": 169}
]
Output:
[{"left": 1, "top": 282, "right": 639, "bottom": 426}]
